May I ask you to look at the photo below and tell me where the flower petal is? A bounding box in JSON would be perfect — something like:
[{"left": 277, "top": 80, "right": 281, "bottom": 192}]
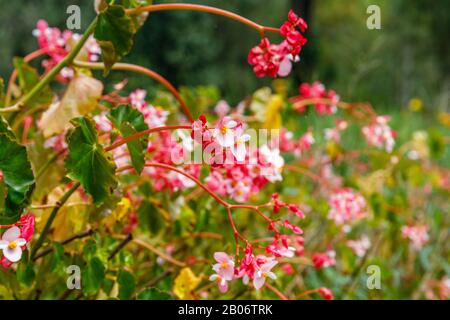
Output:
[
  {"left": 0, "top": 240, "right": 8, "bottom": 249},
  {"left": 214, "top": 252, "right": 229, "bottom": 263},
  {"left": 253, "top": 276, "right": 266, "bottom": 290},
  {"left": 4, "top": 246, "right": 22, "bottom": 262},
  {"left": 2, "top": 226, "right": 20, "bottom": 242}
]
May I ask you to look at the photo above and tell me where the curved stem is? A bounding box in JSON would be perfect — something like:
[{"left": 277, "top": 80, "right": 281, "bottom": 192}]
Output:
[
  {"left": 8, "top": 18, "right": 97, "bottom": 113},
  {"left": 105, "top": 125, "right": 191, "bottom": 152},
  {"left": 4, "top": 49, "right": 46, "bottom": 107},
  {"left": 132, "top": 238, "right": 186, "bottom": 267},
  {"left": 265, "top": 283, "right": 289, "bottom": 300},
  {"left": 73, "top": 60, "right": 194, "bottom": 122},
  {"left": 290, "top": 97, "right": 377, "bottom": 119},
  {"left": 117, "top": 162, "right": 229, "bottom": 207},
  {"left": 126, "top": 4, "right": 280, "bottom": 37},
  {"left": 30, "top": 182, "right": 81, "bottom": 259}
]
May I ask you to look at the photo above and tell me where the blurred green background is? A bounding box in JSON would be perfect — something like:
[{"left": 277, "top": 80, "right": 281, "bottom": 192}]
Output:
[{"left": 0, "top": 0, "right": 449, "bottom": 110}]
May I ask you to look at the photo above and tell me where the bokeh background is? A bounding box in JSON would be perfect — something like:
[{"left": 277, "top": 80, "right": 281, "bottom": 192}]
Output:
[{"left": 1, "top": 0, "right": 449, "bottom": 109}]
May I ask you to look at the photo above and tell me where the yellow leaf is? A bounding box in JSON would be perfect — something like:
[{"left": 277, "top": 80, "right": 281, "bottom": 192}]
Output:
[
  {"left": 173, "top": 267, "right": 201, "bottom": 300},
  {"left": 103, "top": 197, "right": 132, "bottom": 227},
  {"left": 40, "top": 74, "right": 103, "bottom": 137},
  {"left": 263, "top": 94, "right": 284, "bottom": 129}
]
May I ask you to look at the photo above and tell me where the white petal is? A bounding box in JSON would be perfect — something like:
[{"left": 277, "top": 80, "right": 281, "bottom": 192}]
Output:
[
  {"left": 253, "top": 276, "right": 265, "bottom": 290},
  {"left": 4, "top": 246, "right": 22, "bottom": 262},
  {"left": 15, "top": 238, "right": 27, "bottom": 246},
  {"left": 233, "top": 144, "right": 247, "bottom": 162},
  {"left": 2, "top": 226, "right": 20, "bottom": 242},
  {"left": 222, "top": 131, "right": 235, "bottom": 147},
  {"left": 0, "top": 240, "right": 8, "bottom": 249},
  {"left": 227, "top": 120, "right": 237, "bottom": 129}
]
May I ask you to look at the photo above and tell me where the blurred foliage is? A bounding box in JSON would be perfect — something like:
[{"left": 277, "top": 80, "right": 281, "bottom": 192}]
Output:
[{"left": 0, "top": 0, "right": 448, "bottom": 109}]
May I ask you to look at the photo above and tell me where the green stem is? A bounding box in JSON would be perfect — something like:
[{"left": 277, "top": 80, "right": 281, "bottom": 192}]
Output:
[
  {"left": 30, "top": 182, "right": 81, "bottom": 259},
  {"left": 12, "top": 18, "right": 98, "bottom": 112}
]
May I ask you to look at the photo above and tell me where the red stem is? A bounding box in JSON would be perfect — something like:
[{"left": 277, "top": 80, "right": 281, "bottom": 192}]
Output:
[
  {"left": 5, "top": 48, "right": 46, "bottom": 106},
  {"left": 266, "top": 283, "right": 289, "bottom": 300},
  {"left": 126, "top": 4, "right": 280, "bottom": 37},
  {"left": 105, "top": 125, "right": 191, "bottom": 152}
]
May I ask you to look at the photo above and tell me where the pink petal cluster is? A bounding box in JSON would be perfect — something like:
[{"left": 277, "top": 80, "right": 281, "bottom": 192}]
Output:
[
  {"left": 248, "top": 10, "right": 307, "bottom": 78},
  {"left": 191, "top": 116, "right": 285, "bottom": 203},
  {"left": 401, "top": 224, "right": 429, "bottom": 250},
  {"left": 318, "top": 287, "right": 334, "bottom": 300},
  {"left": 296, "top": 81, "right": 340, "bottom": 114},
  {"left": 33, "top": 20, "right": 100, "bottom": 81},
  {"left": 362, "top": 116, "right": 396, "bottom": 152},
  {"left": 346, "top": 236, "right": 371, "bottom": 257},
  {"left": 312, "top": 249, "right": 336, "bottom": 269},
  {"left": 324, "top": 119, "right": 348, "bottom": 143},
  {"left": 327, "top": 188, "right": 367, "bottom": 225}
]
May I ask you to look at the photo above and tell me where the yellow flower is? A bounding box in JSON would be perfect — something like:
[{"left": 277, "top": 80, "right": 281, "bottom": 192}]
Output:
[
  {"left": 263, "top": 94, "right": 284, "bottom": 129},
  {"left": 173, "top": 267, "right": 201, "bottom": 299},
  {"left": 408, "top": 98, "right": 423, "bottom": 112},
  {"left": 438, "top": 112, "right": 450, "bottom": 127}
]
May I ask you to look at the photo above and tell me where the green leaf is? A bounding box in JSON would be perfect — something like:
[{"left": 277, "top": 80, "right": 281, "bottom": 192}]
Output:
[
  {"left": 137, "top": 200, "right": 165, "bottom": 235},
  {"left": 65, "top": 117, "right": 117, "bottom": 206},
  {"left": 0, "top": 117, "right": 35, "bottom": 224},
  {"left": 94, "top": 5, "right": 137, "bottom": 75},
  {"left": 82, "top": 257, "right": 106, "bottom": 295},
  {"left": 120, "top": 0, "right": 152, "bottom": 30},
  {"left": 107, "top": 104, "right": 148, "bottom": 173},
  {"left": 16, "top": 262, "right": 35, "bottom": 287},
  {"left": 137, "top": 287, "right": 172, "bottom": 300},
  {"left": 13, "top": 58, "right": 52, "bottom": 106},
  {"left": 118, "top": 270, "right": 136, "bottom": 300}
]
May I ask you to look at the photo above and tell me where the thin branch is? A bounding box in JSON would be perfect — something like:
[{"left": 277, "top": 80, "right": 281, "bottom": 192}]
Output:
[
  {"left": 30, "top": 182, "right": 81, "bottom": 259},
  {"left": 132, "top": 238, "right": 186, "bottom": 267},
  {"left": 33, "top": 228, "right": 95, "bottom": 261},
  {"left": 265, "top": 283, "right": 289, "bottom": 300},
  {"left": 108, "top": 233, "right": 133, "bottom": 260},
  {"left": 73, "top": 60, "right": 194, "bottom": 122}
]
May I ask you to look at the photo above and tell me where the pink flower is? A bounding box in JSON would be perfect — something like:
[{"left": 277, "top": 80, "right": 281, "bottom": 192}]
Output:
[
  {"left": 214, "top": 100, "right": 231, "bottom": 117},
  {"left": 283, "top": 220, "right": 303, "bottom": 235},
  {"left": 318, "top": 287, "right": 334, "bottom": 300},
  {"left": 17, "top": 213, "right": 35, "bottom": 242},
  {"left": 212, "top": 252, "right": 235, "bottom": 281},
  {"left": 312, "top": 250, "right": 336, "bottom": 269},
  {"left": 328, "top": 188, "right": 367, "bottom": 225},
  {"left": 362, "top": 116, "right": 396, "bottom": 152},
  {"left": 295, "top": 81, "right": 339, "bottom": 114},
  {"left": 402, "top": 224, "right": 429, "bottom": 250},
  {"left": 253, "top": 260, "right": 278, "bottom": 290},
  {"left": 346, "top": 236, "right": 371, "bottom": 257},
  {"left": 248, "top": 38, "right": 291, "bottom": 78},
  {"left": 0, "top": 227, "right": 27, "bottom": 263},
  {"left": 214, "top": 117, "right": 239, "bottom": 147},
  {"left": 280, "top": 10, "right": 308, "bottom": 57},
  {"left": 209, "top": 273, "right": 229, "bottom": 293}
]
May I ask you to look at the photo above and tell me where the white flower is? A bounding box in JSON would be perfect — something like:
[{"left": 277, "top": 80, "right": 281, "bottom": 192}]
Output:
[
  {"left": 231, "top": 133, "right": 251, "bottom": 162},
  {"left": 253, "top": 260, "right": 278, "bottom": 290},
  {"left": 214, "top": 118, "right": 238, "bottom": 147},
  {"left": 0, "top": 226, "right": 27, "bottom": 263}
]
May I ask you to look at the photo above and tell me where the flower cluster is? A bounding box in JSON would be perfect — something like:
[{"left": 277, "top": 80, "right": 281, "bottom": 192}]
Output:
[
  {"left": 33, "top": 20, "right": 100, "bottom": 80},
  {"left": 248, "top": 10, "right": 307, "bottom": 77},
  {"left": 0, "top": 213, "right": 35, "bottom": 268},
  {"left": 401, "top": 224, "right": 429, "bottom": 250},
  {"left": 362, "top": 115, "right": 396, "bottom": 152},
  {"left": 191, "top": 116, "right": 285, "bottom": 202},
  {"left": 295, "top": 81, "right": 340, "bottom": 114},
  {"left": 209, "top": 251, "right": 278, "bottom": 292},
  {"left": 312, "top": 249, "right": 336, "bottom": 269},
  {"left": 327, "top": 188, "right": 367, "bottom": 225},
  {"left": 346, "top": 236, "right": 371, "bottom": 257},
  {"left": 324, "top": 119, "right": 348, "bottom": 143}
]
